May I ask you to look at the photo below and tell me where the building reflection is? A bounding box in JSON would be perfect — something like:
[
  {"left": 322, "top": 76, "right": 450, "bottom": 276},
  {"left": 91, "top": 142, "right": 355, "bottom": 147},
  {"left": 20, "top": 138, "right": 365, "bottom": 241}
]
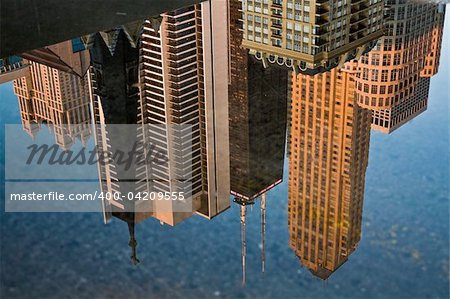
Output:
[
  {"left": 85, "top": 19, "right": 143, "bottom": 250},
  {"left": 0, "top": 0, "right": 446, "bottom": 280},
  {"left": 288, "top": 62, "right": 372, "bottom": 279},
  {"left": 137, "top": 2, "right": 230, "bottom": 223},
  {"left": 230, "top": 57, "right": 287, "bottom": 203},
  {"left": 2, "top": 39, "right": 92, "bottom": 149},
  {"left": 287, "top": 1, "right": 445, "bottom": 279},
  {"left": 85, "top": 1, "right": 230, "bottom": 262},
  {"left": 85, "top": 20, "right": 141, "bottom": 125},
  {"left": 229, "top": 0, "right": 289, "bottom": 283},
  {"left": 241, "top": 0, "right": 384, "bottom": 74},
  {"left": 355, "top": 2, "right": 445, "bottom": 133},
  {"left": 0, "top": 56, "right": 31, "bottom": 84},
  {"left": 230, "top": 55, "right": 288, "bottom": 283}
]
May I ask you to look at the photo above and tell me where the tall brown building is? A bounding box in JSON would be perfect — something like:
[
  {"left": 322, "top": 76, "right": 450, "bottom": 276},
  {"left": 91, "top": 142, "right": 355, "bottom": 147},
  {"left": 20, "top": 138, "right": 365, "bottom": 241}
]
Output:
[
  {"left": 242, "top": 0, "right": 384, "bottom": 74},
  {"left": 421, "top": 4, "right": 445, "bottom": 78},
  {"left": 355, "top": 2, "right": 445, "bottom": 133},
  {"left": 229, "top": 3, "right": 284, "bottom": 283},
  {"left": 12, "top": 57, "right": 91, "bottom": 149},
  {"left": 138, "top": 1, "right": 230, "bottom": 225},
  {"left": 229, "top": 2, "right": 288, "bottom": 202},
  {"left": 288, "top": 62, "right": 371, "bottom": 279},
  {"left": 229, "top": 57, "right": 288, "bottom": 202}
]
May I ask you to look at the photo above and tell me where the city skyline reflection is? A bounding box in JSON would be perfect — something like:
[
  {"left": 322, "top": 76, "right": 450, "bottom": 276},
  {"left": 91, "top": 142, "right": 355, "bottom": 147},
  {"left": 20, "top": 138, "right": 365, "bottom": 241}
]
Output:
[{"left": 0, "top": 0, "right": 446, "bottom": 285}]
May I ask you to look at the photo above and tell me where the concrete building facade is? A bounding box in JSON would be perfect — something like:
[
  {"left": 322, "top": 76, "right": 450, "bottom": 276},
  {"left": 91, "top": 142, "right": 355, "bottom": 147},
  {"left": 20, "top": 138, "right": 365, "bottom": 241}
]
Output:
[{"left": 242, "top": 0, "right": 384, "bottom": 74}]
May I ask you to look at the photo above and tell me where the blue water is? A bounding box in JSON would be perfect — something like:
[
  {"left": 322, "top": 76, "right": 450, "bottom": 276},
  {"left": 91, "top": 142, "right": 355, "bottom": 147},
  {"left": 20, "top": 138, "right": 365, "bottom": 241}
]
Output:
[{"left": 1, "top": 15, "right": 449, "bottom": 299}]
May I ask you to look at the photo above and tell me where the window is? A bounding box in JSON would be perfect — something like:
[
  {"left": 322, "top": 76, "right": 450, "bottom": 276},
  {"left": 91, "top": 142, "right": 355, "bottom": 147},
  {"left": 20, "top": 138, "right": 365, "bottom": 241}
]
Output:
[
  {"left": 371, "top": 69, "right": 378, "bottom": 81},
  {"left": 371, "top": 54, "right": 380, "bottom": 65},
  {"left": 383, "top": 38, "right": 393, "bottom": 51},
  {"left": 382, "top": 54, "right": 391, "bottom": 66},
  {"left": 381, "top": 70, "right": 389, "bottom": 82},
  {"left": 393, "top": 53, "right": 401, "bottom": 65},
  {"left": 390, "top": 70, "right": 397, "bottom": 81}
]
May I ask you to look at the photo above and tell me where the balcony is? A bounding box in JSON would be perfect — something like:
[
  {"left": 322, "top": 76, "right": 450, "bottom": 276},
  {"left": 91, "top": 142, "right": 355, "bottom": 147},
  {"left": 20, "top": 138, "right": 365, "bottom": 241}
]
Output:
[
  {"left": 271, "top": 29, "right": 282, "bottom": 37},
  {"left": 271, "top": 20, "right": 282, "bottom": 28},
  {"left": 271, "top": 0, "right": 282, "bottom": 8},
  {"left": 315, "top": 6, "right": 329, "bottom": 17},
  {"left": 315, "top": 16, "right": 328, "bottom": 26}
]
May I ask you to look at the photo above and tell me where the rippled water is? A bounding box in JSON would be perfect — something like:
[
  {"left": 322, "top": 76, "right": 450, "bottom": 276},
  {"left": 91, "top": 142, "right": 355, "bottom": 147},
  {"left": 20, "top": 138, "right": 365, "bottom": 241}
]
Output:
[{"left": 1, "top": 3, "right": 449, "bottom": 299}]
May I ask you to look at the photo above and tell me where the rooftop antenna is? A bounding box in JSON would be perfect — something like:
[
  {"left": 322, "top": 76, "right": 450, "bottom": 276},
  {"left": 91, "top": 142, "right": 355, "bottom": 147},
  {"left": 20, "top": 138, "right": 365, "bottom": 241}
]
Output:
[
  {"left": 240, "top": 203, "right": 247, "bottom": 286},
  {"left": 234, "top": 197, "right": 254, "bottom": 286},
  {"left": 261, "top": 193, "right": 266, "bottom": 274}
]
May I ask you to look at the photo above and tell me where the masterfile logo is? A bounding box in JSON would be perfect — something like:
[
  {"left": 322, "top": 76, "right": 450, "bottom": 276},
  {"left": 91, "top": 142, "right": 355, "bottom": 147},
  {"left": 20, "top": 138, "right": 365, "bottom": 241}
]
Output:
[
  {"left": 25, "top": 140, "right": 169, "bottom": 169},
  {"left": 4, "top": 124, "right": 195, "bottom": 213}
]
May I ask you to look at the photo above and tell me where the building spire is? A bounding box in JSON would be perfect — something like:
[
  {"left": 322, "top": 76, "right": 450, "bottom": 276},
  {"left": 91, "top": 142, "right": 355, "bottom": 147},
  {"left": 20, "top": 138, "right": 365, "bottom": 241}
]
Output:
[
  {"left": 240, "top": 204, "right": 246, "bottom": 286},
  {"left": 127, "top": 220, "right": 140, "bottom": 265},
  {"left": 261, "top": 193, "right": 266, "bottom": 274}
]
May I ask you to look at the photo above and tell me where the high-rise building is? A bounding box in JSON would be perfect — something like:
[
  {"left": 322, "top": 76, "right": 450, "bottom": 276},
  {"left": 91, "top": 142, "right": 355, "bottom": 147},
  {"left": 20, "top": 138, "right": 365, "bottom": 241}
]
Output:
[
  {"left": 288, "top": 62, "right": 372, "bottom": 279},
  {"left": 0, "top": 56, "right": 31, "bottom": 84},
  {"left": 228, "top": 4, "right": 283, "bottom": 283},
  {"left": 20, "top": 39, "right": 90, "bottom": 78},
  {"left": 421, "top": 4, "right": 445, "bottom": 78},
  {"left": 229, "top": 0, "right": 288, "bottom": 202},
  {"left": 12, "top": 58, "right": 91, "bottom": 149},
  {"left": 137, "top": 1, "right": 230, "bottom": 225},
  {"left": 229, "top": 56, "right": 288, "bottom": 202},
  {"left": 90, "top": 1, "right": 231, "bottom": 228},
  {"left": 241, "top": 0, "right": 384, "bottom": 74},
  {"left": 86, "top": 23, "right": 143, "bottom": 224},
  {"left": 0, "top": 39, "right": 93, "bottom": 149},
  {"left": 354, "top": 2, "right": 445, "bottom": 133}
]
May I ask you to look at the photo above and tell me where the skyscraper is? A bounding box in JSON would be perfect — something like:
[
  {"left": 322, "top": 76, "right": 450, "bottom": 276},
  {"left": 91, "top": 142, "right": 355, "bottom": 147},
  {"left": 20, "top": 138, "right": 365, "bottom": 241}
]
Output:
[
  {"left": 137, "top": 1, "right": 230, "bottom": 225},
  {"left": 288, "top": 62, "right": 371, "bottom": 279},
  {"left": 354, "top": 2, "right": 445, "bottom": 133},
  {"left": 87, "top": 23, "right": 143, "bottom": 224},
  {"left": 0, "top": 56, "right": 31, "bottom": 84},
  {"left": 241, "top": 0, "right": 384, "bottom": 74},
  {"left": 228, "top": 3, "right": 284, "bottom": 283},
  {"left": 421, "top": 4, "right": 445, "bottom": 78},
  {"left": 20, "top": 38, "right": 90, "bottom": 78},
  {"left": 229, "top": 56, "right": 288, "bottom": 202},
  {"left": 229, "top": 0, "right": 288, "bottom": 202},
  {"left": 12, "top": 57, "right": 91, "bottom": 149},
  {"left": 90, "top": 1, "right": 231, "bottom": 227}
]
